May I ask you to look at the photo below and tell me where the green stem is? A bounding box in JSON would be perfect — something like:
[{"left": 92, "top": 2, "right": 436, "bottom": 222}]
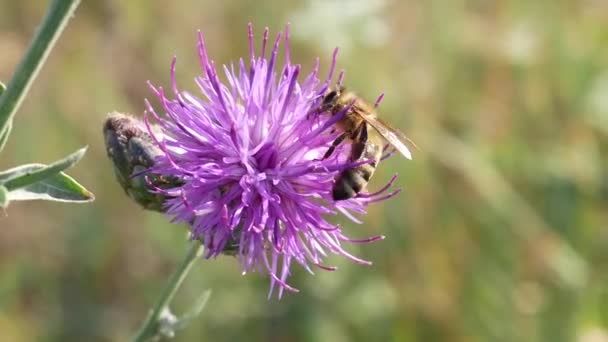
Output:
[
  {"left": 0, "top": 0, "right": 81, "bottom": 138},
  {"left": 132, "top": 241, "right": 203, "bottom": 342}
]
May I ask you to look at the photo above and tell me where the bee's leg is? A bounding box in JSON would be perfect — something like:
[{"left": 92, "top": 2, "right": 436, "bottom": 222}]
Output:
[
  {"left": 358, "top": 123, "right": 368, "bottom": 144},
  {"left": 322, "top": 132, "right": 347, "bottom": 160},
  {"left": 349, "top": 123, "right": 368, "bottom": 161}
]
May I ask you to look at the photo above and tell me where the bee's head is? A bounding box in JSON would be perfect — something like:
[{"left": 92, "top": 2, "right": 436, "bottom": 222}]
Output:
[
  {"left": 322, "top": 89, "right": 338, "bottom": 105},
  {"left": 319, "top": 86, "right": 346, "bottom": 114}
]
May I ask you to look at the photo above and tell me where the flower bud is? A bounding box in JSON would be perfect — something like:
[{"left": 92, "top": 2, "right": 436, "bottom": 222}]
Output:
[{"left": 103, "top": 112, "right": 181, "bottom": 211}]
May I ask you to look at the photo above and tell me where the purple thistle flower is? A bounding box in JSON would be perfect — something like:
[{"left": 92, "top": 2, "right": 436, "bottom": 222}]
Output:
[{"left": 144, "top": 24, "right": 401, "bottom": 298}]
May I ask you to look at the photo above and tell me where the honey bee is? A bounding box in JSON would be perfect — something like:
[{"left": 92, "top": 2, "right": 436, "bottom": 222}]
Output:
[{"left": 318, "top": 87, "right": 414, "bottom": 200}]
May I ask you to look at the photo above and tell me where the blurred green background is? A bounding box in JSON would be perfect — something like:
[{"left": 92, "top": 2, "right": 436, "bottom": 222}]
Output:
[{"left": 1, "top": 1, "right": 608, "bottom": 341}]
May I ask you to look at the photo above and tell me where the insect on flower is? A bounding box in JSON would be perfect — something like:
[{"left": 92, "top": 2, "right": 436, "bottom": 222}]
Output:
[
  {"left": 109, "top": 24, "right": 411, "bottom": 297},
  {"left": 317, "top": 86, "right": 415, "bottom": 200}
]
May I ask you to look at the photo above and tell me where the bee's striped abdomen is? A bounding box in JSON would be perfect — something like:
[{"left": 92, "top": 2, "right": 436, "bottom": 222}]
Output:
[{"left": 332, "top": 133, "right": 383, "bottom": 200}]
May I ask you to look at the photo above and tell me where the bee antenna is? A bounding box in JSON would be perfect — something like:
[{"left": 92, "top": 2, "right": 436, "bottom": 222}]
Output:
[{"left": 373, "top": 93, "right": 385, "bottom": 108}]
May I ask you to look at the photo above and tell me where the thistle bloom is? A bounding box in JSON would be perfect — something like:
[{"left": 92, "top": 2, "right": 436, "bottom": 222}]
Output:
[{"left": 144, "top": 24, "right": 401, "bottom": 297}]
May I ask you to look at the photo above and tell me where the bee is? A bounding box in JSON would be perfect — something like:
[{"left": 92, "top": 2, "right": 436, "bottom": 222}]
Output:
[{"left": 318, "top": 87, "right": 414, "bottom": 200}]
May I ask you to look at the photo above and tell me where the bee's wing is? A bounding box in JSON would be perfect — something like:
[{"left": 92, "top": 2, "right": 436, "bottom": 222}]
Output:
[{"left": 360, "top": 113, "right": 414, "bottom": 160}]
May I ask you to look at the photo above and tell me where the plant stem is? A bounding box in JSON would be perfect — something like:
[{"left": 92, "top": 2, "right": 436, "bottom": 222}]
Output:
[
  {"left": 132, "top": 241, "right": 203, "bottom": 342},
  {"left": 0, "top": 0, "right": 81, "bottom": 138}
]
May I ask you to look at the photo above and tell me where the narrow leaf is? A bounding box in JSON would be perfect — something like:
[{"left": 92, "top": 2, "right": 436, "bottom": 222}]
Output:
[
  {"left": 0, "top": 81, "right": 5, "bottom": 96},
  {"left": 0, "top": 163, "right": 47, "bottom": 183},
  {"left": 7, "top": 167, "right": 93, "bottom": 203},
  {"left": 0, "top": 185, "right": 8, "bottom": 208},
  {"left": 2, "top": 147, "right": 87, "bottom": 191},
  {"left": 174, "top": 289, "right": 212, "bottom": 331}
]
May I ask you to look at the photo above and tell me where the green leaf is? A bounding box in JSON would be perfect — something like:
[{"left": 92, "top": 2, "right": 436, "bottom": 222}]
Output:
[
  {"left": 0, "top": 163, "right": 93, "bottom": 203},
  {"left": 0, "top": 81, "right": 5, "bottom": 96},
  {"left": 173, "top": 289, "right": 212, "bottom": 331},
  {"left": 0, "top": 119, "right": 12, "bottom": 153},
  {"left": 0, "top": 163, "right": 45, "bottom": 183},
  {"left": 7, "top": 166, "right": 93, "bottom": 203},
  {"left": 1, "top": 147, "right": 87, "bottom": 190},
  {"left": 0, "top": 185, "right": 8, "bottom": 208}
]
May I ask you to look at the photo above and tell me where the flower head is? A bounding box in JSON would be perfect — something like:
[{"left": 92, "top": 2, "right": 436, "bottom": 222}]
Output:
[{"left": 144, "top": 24, "right": 401, "bottom": 297}]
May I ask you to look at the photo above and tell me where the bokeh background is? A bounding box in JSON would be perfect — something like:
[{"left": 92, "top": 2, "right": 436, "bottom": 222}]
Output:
[{"left": 1, "top": 1, "right": 608, "bottom": 341}]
